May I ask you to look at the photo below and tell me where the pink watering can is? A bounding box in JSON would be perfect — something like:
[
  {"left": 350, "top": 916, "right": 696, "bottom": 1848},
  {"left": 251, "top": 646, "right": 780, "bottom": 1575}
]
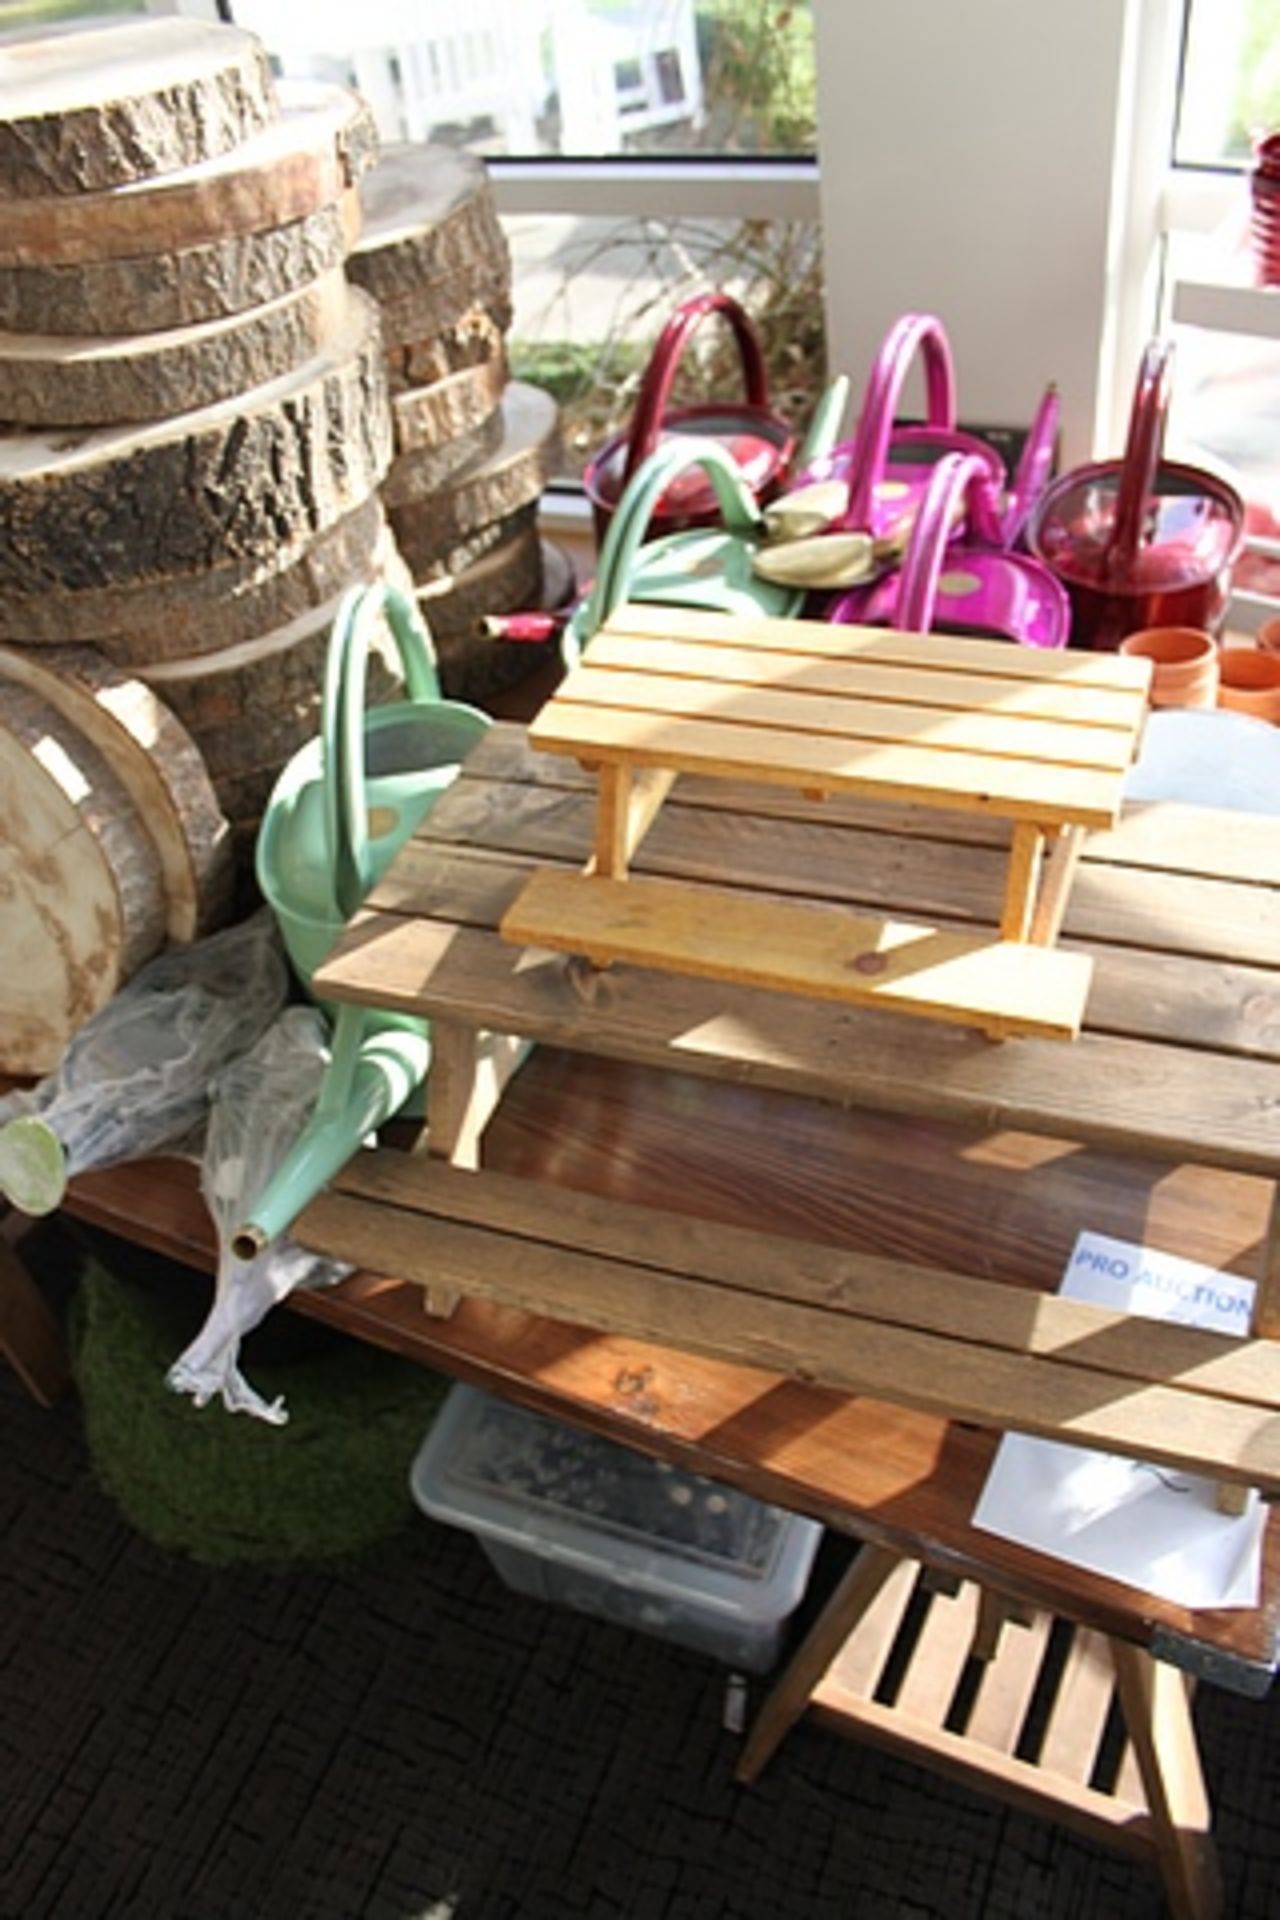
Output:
[
  {"left": 787, "top": 313, "right": 1057, "bottom": 557},
  {"left": 830, "top": 450, "right": 1071, "bottom": 648},
  {"left": 1026, "top": 339, "right": 1245, "bottom": 650}
]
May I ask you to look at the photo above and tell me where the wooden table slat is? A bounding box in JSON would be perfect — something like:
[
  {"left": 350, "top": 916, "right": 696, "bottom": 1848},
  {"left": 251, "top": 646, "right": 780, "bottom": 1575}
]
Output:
[
  {"left": 584, "top": 631, "right": 1149, "bottom": 732},
  {"left": 556, "top": 659, "right": 1139, "bottom": 772}
]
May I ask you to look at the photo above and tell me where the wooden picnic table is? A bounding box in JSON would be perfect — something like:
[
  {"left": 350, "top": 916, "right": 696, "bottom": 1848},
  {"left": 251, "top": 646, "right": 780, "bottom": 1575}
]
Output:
[{"left": 285, "top": 698, "right": 1280, "bottom": 1920}]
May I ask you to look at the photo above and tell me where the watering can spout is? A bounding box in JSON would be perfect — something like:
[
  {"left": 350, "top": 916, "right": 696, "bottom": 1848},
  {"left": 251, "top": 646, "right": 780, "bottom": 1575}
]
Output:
[{"left": 231, "top": 1016, "right": 431, "bottom": 1260}]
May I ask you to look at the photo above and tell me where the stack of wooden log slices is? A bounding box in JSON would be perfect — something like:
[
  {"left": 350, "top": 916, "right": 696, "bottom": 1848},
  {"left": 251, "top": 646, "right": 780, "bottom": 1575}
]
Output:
[
  {"left": 0, "top": 18, "right": 405, "bottom": 1067},
  {"left": 351, "top": 143, "right": 567, "bottom": 702}
]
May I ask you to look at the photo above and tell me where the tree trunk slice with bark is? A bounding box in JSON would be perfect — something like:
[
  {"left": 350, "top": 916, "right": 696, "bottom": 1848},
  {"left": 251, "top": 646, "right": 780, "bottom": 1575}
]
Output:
[
  {"left": 383, "top": 406, "right": 507, "bottom": 507},
  {"left": 0, "top": 18, "right": 276, "bottom": 201},
  {"left": 0, "top": 493, "right": 386, "bottom": 652},
  {"left": 0, "top": 267, "right": 351, "bottom": 427},
  {"left": 389, "top": 500, "right": 540, "bottom": 585},
  {"left": 88, "top": 497, "right": 387, "bottom": 664},
  {"left": 418, "top": 522, "right": 546, "bottom": 702},
  {"left": 0, "top": 684, "right": 165, "bottom": 1073},
  {"left": 0, "top": 193, "right": 358, "bottom": 340},
  {"left": 384, "top": 297, "right": 510, "bottom": 393},
  {"left": 381, "top": 380, "right": 558, "bottom": 558},
  {"left": 376, "top": 269, "right": 513, "bottom": 358},
  {"left": 349, "top": 143, "right": 509, "bottom": 303},
  {"left": 391, "top": 355, "right": 508, "bottom": 456},
  {"left": 0, "top": 643, "right": 232, "bottom": 943},
  {"left": 0, "top": 288, "right": 390, "bottom": 596},
  {"left": 141, "top": 529, "right": 413, "bottom": 785},
  {"left": 0, "top": 81, "right": 374, "bottom": 269}
]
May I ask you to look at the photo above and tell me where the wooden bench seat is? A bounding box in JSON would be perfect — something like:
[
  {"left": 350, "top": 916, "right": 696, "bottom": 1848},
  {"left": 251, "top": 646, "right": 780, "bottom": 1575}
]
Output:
[{"left": 296, "top": 1154, "right": 1280, "bottom": 1496}]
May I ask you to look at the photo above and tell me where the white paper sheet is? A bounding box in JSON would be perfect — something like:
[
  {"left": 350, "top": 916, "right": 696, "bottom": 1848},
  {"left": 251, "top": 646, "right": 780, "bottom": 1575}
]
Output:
[{"left": 972, "top": 1231, "right": 1265, "bottom": 1609}]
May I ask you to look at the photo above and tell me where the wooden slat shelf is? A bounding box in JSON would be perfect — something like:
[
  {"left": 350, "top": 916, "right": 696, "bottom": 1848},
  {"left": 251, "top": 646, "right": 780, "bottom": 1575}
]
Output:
[{"left": 505, "top": 607, "right": 1151, "bottom": 1042}]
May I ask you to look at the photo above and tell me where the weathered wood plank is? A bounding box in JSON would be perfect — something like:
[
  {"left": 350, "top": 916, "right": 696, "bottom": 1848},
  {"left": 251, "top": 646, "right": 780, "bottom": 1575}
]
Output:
[
  {"left": 295, "top": 1180, "right": 1280, "bottom": 1488},
  {"left": 311, "top": 911, "right": 1280, "bottom": 1174},
  {"left": 443, "top": 723, "right": 1280, "bottom": 890},
  {"left": 330, "top": 1156, "right": 1280, "bottom": 1409},
  {"left": 403, "top": 772, "right": 1280, "bottom": 974}
]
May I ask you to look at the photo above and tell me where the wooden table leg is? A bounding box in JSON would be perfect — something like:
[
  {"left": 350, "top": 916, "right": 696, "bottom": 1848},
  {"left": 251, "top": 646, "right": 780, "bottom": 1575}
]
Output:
[
  {"left": 1109, "top": 1640, "right": 1222, "bottom": 1920},
  {"left": 419, "top": 1021, "right": 524, "bottom": 1316},
  {"left": 999, "top": 823, "right": 1046, "bottom": 941},
  {"left": 591, "top": 763, "right": 676, "bottom": 880},
  {"left": 1029, "top": 826, "right": 1085, "bottom": 946},
  {"left": 0, "top": 1220, "right": 69, "bottom": 1407},
  {"left": 1250, "top": 1183, "right": 1280, "bottom": 1339},
  {"left": 735, "top": 1541, "right": 903, "bottom": 1784}
]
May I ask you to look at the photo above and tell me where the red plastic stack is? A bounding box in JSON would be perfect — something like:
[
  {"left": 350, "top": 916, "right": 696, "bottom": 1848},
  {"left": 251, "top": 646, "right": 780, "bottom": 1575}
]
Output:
[{"left": 1250, "top": 131, "right": 1280, "bottom": 287}]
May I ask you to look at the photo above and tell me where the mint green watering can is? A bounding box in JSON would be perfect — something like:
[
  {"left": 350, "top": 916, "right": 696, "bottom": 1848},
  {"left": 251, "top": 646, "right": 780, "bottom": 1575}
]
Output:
[
  {"left": 237, "top": 581, "right": 489, "bottom": 1257},
  {"left": 562, "top": 435, "right": 807, "bottom": 669}
]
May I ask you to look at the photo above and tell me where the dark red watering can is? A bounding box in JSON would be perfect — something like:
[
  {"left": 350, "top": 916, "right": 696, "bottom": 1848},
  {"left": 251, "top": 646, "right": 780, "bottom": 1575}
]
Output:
[
  {"left": 582, "top": 290, "right": 796, "bottom": 546},
  {"left": 1026, "top": 339, "right": 1245, "bottom": 651}
]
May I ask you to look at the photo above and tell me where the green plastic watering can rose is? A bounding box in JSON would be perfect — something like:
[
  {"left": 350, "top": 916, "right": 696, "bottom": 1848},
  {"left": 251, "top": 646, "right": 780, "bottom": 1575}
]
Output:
[
  {"left": 256, "top": 579, "right": 490, "bottom": 994},
  {"left": 562, "top": 435, "right": 806, "bottom": 670}
]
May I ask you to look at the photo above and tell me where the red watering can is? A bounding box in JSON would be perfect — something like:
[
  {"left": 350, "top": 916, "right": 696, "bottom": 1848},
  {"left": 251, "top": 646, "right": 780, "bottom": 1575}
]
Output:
[
  {"left": 582, "top": 290, "right": 797, "bottom": 545},
  {"left": 1026, "top": 339, "right": 1245, "bottom": 650}
]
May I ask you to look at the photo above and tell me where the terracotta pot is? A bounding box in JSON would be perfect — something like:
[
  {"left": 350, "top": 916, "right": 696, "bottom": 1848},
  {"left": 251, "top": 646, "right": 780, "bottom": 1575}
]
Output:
[
  {"left": 1118, "top": 626, "right": 1219, "bottom": 709},
  {"left": 1256, "top": 614, "right": 1280, "bottom": 656},
  {"left": 1217, "top": 646, "right": 1280, "bottom": 723}
]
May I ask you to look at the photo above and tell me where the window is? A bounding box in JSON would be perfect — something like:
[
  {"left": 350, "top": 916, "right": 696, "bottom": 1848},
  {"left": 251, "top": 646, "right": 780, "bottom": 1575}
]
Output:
[
  {"left": 228, "top": 1, "right": 823, "bottom": 489},
  {"left": 1162, "top": 0, "right": 1280, "bottom": 618}
]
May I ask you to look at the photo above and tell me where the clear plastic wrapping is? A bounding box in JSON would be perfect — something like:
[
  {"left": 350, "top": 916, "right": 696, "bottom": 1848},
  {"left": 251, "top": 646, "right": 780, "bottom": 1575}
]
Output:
[
  {"left": 0, "top": 911, "right": 288, "bottom": 1216},
  {"left": 166, "top": 1007, "right": 350, "bottom": 1425}
]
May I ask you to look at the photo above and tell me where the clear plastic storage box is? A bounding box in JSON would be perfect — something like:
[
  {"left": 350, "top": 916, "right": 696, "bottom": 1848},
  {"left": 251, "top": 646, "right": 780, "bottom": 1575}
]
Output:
[{"left": 411, "top": 1385, "right": 823, "bottom": 1673}]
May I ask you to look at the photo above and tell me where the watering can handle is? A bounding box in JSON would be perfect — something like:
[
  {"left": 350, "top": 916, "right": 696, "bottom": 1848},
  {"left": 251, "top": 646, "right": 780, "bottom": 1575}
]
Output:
[
  {"left": 323, "top": 580, "right": 442, "bottom": 923},
  {"left": 620, "top": 290, "right": 769, "bottom": 488},
  {"left": 581, "top": 435, "right": 764, "bottom": 645},
  {"left": 795, "top": 373, "right": 851, "bottom": 471},
  {"left": 896, "top": 451, "right": 995, "bottom": 633},
  {"left": 1105, "top": 339, "right": 1174, "bottom": 575},
  {"left": 1000, "top": 383, "right": 1060, "bottom": 547},
  {"left": 844, "top": 313, "right": 957, "bottom": 530}
]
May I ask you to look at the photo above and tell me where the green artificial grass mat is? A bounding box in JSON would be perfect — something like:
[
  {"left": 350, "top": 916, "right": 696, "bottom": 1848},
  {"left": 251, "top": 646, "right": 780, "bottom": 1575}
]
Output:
[{"left": 70, "top": 1249, "right": 450, "bottom": 1568}]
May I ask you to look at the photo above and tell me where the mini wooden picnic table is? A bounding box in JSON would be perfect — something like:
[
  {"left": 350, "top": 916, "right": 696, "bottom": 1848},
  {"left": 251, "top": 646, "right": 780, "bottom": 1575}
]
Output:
[{"left": 294, "top": 622, "right": 1280, "bottom": 1919}]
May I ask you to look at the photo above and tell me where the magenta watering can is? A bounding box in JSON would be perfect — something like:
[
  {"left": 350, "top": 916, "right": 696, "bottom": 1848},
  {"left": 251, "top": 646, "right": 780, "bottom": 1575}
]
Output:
[
  {"left": 831, "top": 450, "right": 1071, "bottom": 648},
  {"left": 794, "top": 312, "right": 1057, "bottom": 553}
]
